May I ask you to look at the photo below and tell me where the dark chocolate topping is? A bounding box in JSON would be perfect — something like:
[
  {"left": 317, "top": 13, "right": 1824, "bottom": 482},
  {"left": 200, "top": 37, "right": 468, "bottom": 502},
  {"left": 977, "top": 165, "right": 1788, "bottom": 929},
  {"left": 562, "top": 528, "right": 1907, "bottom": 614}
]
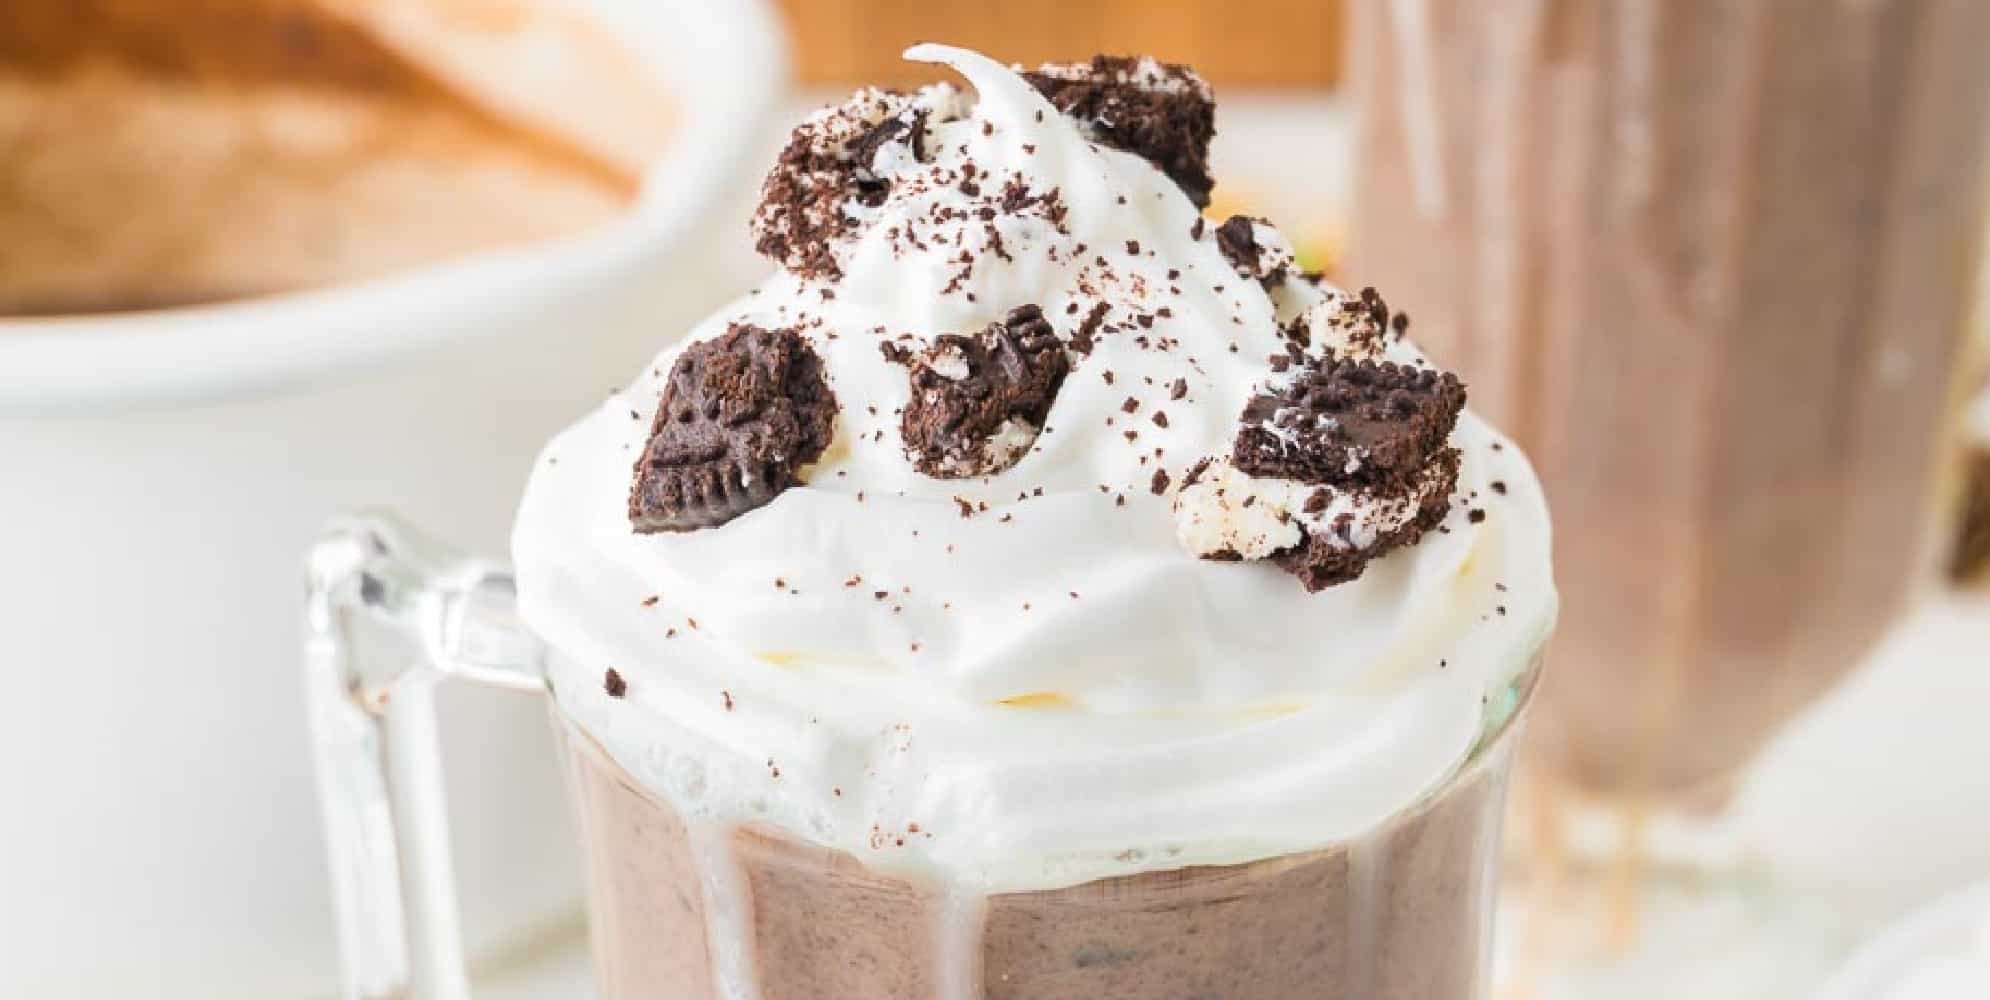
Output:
[
  {"left": 1023, "top": 56, "right": 1216, "bottom": 208},
  {"left": 889, "top": 304, "right": 1069, "bottom": 479},
  {"left": 1234, "top": 355, "right": 1465, "bottom": 496},
  {"left": 630, "top": 324, "right": 838, "bottom": 532},
  {"left": 752, "top": 91, "right": 931, "bottom": 282}
]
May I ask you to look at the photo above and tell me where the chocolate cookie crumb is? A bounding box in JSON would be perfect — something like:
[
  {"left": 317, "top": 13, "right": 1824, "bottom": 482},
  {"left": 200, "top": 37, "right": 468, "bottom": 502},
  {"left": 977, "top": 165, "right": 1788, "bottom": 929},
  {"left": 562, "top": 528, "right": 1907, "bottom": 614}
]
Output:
[
  {"left": 1023, "top": 56, "right": 1217, "bottom": 208},
  {"left": 1214, "top": 216, "right": 1293, "bottom": 286},
  {"left": 1071, "top": 301, "right": 1112, "bottom": 356},
  {"left": 889, "top": 305, "right": 1069, "bottom": 479},
  {"left": 629, "top": 324, "right": 838, "bottom": 532},
  {"left": 603, "top": 669, "right": 627, "bottom": 698}
]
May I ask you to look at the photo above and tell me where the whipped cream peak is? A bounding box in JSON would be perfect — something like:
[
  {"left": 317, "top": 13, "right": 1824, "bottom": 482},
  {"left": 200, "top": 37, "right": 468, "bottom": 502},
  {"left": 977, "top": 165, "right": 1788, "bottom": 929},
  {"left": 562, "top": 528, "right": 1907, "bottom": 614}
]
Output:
[{"left": 515, "top": 45, "right": 1555, "bottom": 891}]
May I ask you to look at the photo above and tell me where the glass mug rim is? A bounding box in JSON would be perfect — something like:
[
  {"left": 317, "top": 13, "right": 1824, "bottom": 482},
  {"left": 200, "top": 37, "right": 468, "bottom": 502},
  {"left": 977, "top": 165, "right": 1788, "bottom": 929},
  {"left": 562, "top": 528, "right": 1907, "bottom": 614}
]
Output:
[
  {"left": 304, "top": 511, "right": 1546, "bottom": 999},
  {"left": 556, "top": 652, "right": 1543, "bottom": 886}
]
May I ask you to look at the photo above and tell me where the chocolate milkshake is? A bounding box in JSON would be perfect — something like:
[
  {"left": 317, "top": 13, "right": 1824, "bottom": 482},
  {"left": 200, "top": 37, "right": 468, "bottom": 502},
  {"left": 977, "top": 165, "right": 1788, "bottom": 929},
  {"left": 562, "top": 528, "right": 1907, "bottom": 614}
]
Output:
[
  {"left": 558, "top": 692, "right": 1533, "bottom": 1000},
  {"left": 512, "top": 45, "right": 1557, "bottom": 997},
  {"left": 1346, "top": 0, "right": 1990, "bottom": 796}
]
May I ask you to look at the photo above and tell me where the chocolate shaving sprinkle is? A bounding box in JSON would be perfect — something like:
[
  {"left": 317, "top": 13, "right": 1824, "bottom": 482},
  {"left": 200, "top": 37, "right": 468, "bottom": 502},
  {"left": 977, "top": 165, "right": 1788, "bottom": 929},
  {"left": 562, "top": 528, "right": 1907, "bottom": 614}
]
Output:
[
  {"left": 888, "top": 304, "right": 1069, "bottom": 479},
  {"left": 603, "top": 669, "right": 627, "bottom": 698},
  {"left": 629, "top": 324, "right": 837, "bottom": 532},
  {"left": 1023, "top": 56, "right": 1217, "bottom": 208},
  {"left": 1181, "top": 456, "right": 1213, "bottom": 488},
  {"left": 1071, "top": 301, "right": 1112, "bottom": 356}
]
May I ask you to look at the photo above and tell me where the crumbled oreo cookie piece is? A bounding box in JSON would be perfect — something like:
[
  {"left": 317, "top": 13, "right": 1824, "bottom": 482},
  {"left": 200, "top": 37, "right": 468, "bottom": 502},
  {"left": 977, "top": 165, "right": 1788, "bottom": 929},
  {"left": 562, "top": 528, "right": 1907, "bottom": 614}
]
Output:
[
  {"left": 1273, "top": 447, "right": 1460, "bottom": 591},
  {"left": 1023, "top": 56, "right": 1217, "bottom": 208},
  {"left": 1173, "top": 353, "right": 1467, "bottom": 591},
  {"left": 1215, "top": 216, "right": 1295, "bottom": 287},
  {"left": 1235, "top": 355, "right": 1465, "bottom": 496},
  {"left": 752, "top": 88, "right": 948, "bottom": 282},
  {"left": 629, "top": 324, "right": 838, "bottom": 532},
  {"left": 889, "top": 304, "right": 1069, "bottom": 479},
  {"left": 1291, "top": 287, "right": 1399, "bottom": 359}
]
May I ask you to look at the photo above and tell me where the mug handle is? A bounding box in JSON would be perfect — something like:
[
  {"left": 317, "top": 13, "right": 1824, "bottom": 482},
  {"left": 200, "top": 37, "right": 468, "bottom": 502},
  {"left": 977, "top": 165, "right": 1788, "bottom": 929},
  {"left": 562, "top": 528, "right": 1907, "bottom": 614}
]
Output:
[{"left": 304, "top": 512, "right": 546, "bottom": 1000}]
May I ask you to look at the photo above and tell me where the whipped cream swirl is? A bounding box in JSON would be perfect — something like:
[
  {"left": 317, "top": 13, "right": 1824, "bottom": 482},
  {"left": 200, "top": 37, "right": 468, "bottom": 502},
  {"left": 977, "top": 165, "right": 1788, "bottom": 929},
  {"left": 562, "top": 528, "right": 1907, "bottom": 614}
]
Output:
[{"left": 514, "top": 45, "right": 1555, "bottom": 891}]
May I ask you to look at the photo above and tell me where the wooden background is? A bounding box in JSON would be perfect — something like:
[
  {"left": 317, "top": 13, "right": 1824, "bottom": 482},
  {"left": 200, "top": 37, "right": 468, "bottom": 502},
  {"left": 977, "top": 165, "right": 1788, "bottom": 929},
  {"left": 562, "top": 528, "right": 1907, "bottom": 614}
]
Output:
[{"left": 774, "top": 0, "right": 1345, "bottom": 89}]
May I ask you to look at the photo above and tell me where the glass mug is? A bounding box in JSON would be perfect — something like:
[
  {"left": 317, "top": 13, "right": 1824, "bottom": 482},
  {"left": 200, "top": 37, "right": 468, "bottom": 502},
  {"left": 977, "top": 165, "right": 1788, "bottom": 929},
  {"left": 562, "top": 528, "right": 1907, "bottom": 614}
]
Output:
[
  {"left": 305, "top": 513, "right": 1544, "bottom": 1000},
  {"left": 1347, "top": 0, "right": 1990, "bottom": 804}
]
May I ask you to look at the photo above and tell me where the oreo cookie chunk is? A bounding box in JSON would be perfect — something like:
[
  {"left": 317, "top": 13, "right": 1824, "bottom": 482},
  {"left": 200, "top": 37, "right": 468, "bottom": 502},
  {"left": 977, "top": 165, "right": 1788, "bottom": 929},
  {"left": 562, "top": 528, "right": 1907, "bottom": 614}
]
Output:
[
  {"left": 752, "top": 88, "right": 949, "bottom": 282},
  {"left": 1175, "top": 354, "right": 1466, "bottom": 590},
  {"left": 1215, "top": 216, "right": 1296, "bottom": 287},
  {"left": 629, "top": 324, "right": 838, "bottom": 532},
  {"left": 1024, "top": 56, "right": 1217, "bottom": 208},
  {"left": 1274, "top": 447, "right": 1461, "bottom": 590},
  {"left": 1235, "top": 356, "right": 1464, "bottom": 493},
  {"left": 887, "top": 304, "right": 1069, "bottom": 479}
]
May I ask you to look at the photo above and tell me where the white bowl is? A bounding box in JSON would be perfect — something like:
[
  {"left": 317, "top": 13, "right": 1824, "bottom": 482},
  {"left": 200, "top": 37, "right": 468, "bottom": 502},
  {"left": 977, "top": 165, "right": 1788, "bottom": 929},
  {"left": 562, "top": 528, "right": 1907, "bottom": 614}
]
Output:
[
  {"left": 1813, "top": 883, "right": 1990, "bottom": 1000},
  {"left": 0, "top": 2, "right": 785, "bottom": 996}
]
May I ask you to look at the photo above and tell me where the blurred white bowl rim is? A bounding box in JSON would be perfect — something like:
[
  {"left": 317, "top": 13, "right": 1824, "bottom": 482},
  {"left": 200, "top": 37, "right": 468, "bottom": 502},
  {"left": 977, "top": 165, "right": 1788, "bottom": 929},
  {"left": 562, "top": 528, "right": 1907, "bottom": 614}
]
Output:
[
  {"left": 0, "top": 0, "right": 788, "bottom": 415},
  {"left": 1813, "top": 881, "right": 1990, "bottom": 1000}
]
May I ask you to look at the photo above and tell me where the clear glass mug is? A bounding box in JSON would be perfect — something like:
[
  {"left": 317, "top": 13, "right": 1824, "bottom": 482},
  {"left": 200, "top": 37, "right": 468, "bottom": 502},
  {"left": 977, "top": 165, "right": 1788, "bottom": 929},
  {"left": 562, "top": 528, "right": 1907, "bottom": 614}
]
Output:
[
  {"left": 1344, "top": 0, "right": 1990, "bottom": 987},
  {"left": 306, "top": 512, "right": 1544, "bottom": 1000},
  {"left": 1347, "top": 0, "right": 1990, "bottom": 806}
]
